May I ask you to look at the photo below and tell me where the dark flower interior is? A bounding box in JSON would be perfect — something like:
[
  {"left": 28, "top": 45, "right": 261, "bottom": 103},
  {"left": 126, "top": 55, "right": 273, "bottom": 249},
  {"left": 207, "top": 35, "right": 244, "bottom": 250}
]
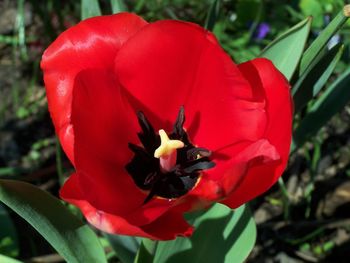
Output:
[{"left": 126, "top": 107, "right": 215, "bottom": 203}]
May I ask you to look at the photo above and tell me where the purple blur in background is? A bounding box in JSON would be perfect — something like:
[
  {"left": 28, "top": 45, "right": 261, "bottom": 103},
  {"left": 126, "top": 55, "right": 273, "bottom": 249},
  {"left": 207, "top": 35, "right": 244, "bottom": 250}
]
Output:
[{"left": 254, "top": 22, "right": 270, "bottom": 40}]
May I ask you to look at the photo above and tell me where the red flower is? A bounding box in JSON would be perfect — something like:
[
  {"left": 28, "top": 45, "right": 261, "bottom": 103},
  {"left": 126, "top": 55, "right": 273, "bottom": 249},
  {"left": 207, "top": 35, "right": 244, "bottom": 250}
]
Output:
[{"left": 41, "top": 13, "right": 292, "bottom": 240}]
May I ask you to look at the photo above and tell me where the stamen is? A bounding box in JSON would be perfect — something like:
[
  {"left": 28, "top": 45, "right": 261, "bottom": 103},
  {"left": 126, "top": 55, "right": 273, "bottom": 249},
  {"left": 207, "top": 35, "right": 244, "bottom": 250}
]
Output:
[
  {"left": 126, "top": 107, "right": 215, "bottom": 203},
  {"left": 154, "top": 129, "right": 184, "bottom": 172},
  {"left": 186, "top": 148, "right": 212, "bottom": 160}
]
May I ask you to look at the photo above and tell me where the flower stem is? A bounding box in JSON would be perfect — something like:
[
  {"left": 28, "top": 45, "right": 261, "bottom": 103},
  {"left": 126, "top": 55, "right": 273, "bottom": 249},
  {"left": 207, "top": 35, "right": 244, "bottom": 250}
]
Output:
[
  {"left": 134, "top": 238, "right": 158, "bottom": 263},
  {"left": 278, "top": 177, "right": 290, "bottom": 220}
]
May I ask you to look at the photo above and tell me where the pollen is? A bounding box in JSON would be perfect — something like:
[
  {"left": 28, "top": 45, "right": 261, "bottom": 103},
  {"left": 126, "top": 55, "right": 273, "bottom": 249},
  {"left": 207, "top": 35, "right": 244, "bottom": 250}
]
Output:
[{"left": 154, "top": 129, "right": 184, "bottom": 158}]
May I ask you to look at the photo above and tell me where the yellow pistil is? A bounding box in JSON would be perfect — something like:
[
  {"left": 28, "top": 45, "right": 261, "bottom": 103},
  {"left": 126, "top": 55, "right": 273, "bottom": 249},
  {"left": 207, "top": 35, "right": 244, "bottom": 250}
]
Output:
[
  {"left": 154, "top": 129, "right": 184, "bottom": 158},
  {"left": 154, "top": 129, "right": 184, "bottom": 172}
]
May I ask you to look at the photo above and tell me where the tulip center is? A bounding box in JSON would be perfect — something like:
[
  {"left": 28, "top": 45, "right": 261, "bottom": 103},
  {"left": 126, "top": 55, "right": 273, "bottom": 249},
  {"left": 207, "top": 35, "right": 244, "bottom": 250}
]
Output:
[
  {"left": 154, "top": 129, "right": 184, "bottom": 173},
  {"left": 126, "top": 107, "right": 215, "bottom": 204}
]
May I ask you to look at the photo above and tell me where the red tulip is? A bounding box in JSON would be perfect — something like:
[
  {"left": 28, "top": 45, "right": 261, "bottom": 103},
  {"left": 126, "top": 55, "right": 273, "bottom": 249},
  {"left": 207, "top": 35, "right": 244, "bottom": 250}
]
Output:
[{"left": 41, "top": 13, "right": 292, "bottom": 240}]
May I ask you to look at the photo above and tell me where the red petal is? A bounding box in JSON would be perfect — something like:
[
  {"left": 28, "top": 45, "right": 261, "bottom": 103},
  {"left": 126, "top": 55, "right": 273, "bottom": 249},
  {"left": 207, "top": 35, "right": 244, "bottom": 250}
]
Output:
[
  {"left": 71, "top": 69, "right": 175, "bottom": 226},
  {"left": 221, "top": 58, "right": 292, "bottom": 208},
  {"left": 141, "top": 211, "right": 193, "bottom": 240},
  {"left": 188, "top": 139, "right": 280, "bottom": 204},
  {"left": 41, "top": 13, "right": 147, "bottom": 163},
  {"left": 71, "top": 68, "right": 140, "bottom": 212},
  {"left": 184, "top": 41, "right": 267, "bottom": 152},
  {"left": 240, "top": 58, "right": 292, "bottom": 171},
  {"left": 114, "top": 20, "right": 266, "bottom": 150},
  {"left": 60, "top": 173, "right": 192, "bottom": 240},
  {"left": 217, "top": 139, "right": 280, "bottom": 195}
]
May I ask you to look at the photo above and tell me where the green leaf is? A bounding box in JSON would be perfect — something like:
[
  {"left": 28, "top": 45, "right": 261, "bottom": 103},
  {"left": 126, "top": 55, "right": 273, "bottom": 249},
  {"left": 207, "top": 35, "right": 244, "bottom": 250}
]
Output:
[
  {"left": 110, "top": 0, "right": 128, "bottom": 14},
  {"left": 134, "top": 239, "right": 157, "bottom": 263},
  {"left": 0, "top": 180, "right": 107, "bottom": 263},
  {"left": 154, "top": 204, "right": 256, "bottom": 263},
  {"left": 299, "top": 6, "right": 350, "bottom": 75},
  {"left": 260, "top": 17, "right": 311, "bottom": 80},
  {"left": 294, "top": 68, "right": 350, "bottom": 147},
  {"left": 205, "top": 0, "right": 221, "bottom": 31},
  {"left": 299, "top": 0, "right": 324, "bottom": 28},
  {"left": 293, "top": 43, "right": 344, "bottom": 112},
  {"left": 134, "top": 0, "right": 146, "bottom": 13},
  {"left": 0, "top": 254, "right": 23, "bottom": 263},
  {"left": 236, "top": 0, "right": 262, "bottom": 25},
  {"left": 0, "top": 204, "right": 18, "bottom": 257},
  {"left": 81, "top": 0, "right": 102, "bottom": 20},
  {"left": 105, "top": 234, "right": 140, "bottom": 263}
]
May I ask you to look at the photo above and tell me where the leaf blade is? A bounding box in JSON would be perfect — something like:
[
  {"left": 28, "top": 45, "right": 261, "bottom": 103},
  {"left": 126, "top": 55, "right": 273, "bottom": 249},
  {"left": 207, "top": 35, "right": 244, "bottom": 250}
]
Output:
[
  {"left": 299, "top": 6, "right": 350, "bottom": 74},
  {"left": 260, "top": 17, "right": 311, "bottom": 80},
  {"left": 105, "top": 234, "right": 140, "bottom": 263},
  {"left": 293, "top": 43, "right": 344, "bottom": 112},
  {"left": 0, "top": 204, "right": 18, "bottom": 257},
  {"left": 205, "top": 0, "right": 221, "bottom": 31},
  {"left": 0, "top": 254, "right": 23, "bottom": 263},
  {"left": 294, "top": 68, "right": 350, "bottom": 147},
  {"left": 110, "top": 0, "right": 128, "bottom": 14},
  {"left": 154, "top": 204, "right": 256, "bottom": 263},
  {"left": 81, "top": 0, "right": 102, "bottom": 20},
  {"left": 0, "top": 180, "right": 107, "bottom": 263}
]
